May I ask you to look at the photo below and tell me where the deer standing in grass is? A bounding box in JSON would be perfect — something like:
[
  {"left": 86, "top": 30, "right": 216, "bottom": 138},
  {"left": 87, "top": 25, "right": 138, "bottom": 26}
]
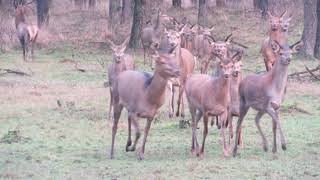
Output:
[
  {"left": 233, "top": 40, "right": 303, "bottom": 157},
  {"left": 14, "top": 0, "right": 38, "bottom": 62},
  {"left": 107, "top": 37, "right": 135, "bottom": 121},
  {"left": 163, "top": 26, "right": 196, "bottom": 119},
  {"left": 261, "top": 11, "right": 291, "bottom": 71},
  {"left": 109, "top": 47, "right": 180, "bottom": 160},
  {"left": 186, "top": 52, "right": 242, "bottom": 158}
]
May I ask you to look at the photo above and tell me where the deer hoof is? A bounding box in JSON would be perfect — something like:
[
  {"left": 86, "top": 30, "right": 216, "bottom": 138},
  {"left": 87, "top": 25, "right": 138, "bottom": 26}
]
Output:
[
  {"left": 199, "top": 152, "right": 204, "bottom": 159},
  {"left": 138, "top": 152, "right": 144, "bottom": 160},
  {"left": 281, "top": 144, "right": 287, "bottom": 151},
  {"left": 263, "top": 144, "right": 268, "bottom": 152},
  {"left": 169, "top": 113, "right": 173, "bottom": 118},
  {"left": 108, "top": 153, "right": 114, "bottom": 160},
  {"left": 191, "top": 149, "right": 197, "bottom": 156},
  {"left": 272, "top": 147, "right": 277, "bottom": 153},
  {"left": 232, "top": 148, "right": 238, "bottom": 157},
  {"left": 223, "top": 149, "right": 230, "bottom": 157}
]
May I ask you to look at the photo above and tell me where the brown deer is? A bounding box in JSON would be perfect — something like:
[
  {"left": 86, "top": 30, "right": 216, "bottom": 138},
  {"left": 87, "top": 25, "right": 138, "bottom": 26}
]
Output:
[
  {"left": 232, "top": 40, "right": 303, "bottom": 157},
  {"left": 186, "top": 52, "right": 242, "bottom": 158},
  {"left": 163, "top": 26, "right": 196, "bottom": 119},
  {"left": 107, "top": 37, "right": 135, "bottom": 121},
  {"left": 14, "top": 0, "right": 38, "bottom": 62},
  {"left": 109, "top": 47, "right": 180, "bottom": 160},
  {"left": 193, "top": 25, "right": 215, "bottom": 72},
  {"left": 261, "top": 11, "right": 291, "bottom": 71},
  {"left": 227, "top": 56, "right": 244, "bottom": 146}
]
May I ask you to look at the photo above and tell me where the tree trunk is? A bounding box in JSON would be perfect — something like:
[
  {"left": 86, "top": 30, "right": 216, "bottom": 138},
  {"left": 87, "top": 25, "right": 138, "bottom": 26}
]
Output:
[
  {"left": 36, "top": 0, "right": 49, "bottom": 28},
  {"left": 88, "top": 0, "right": 95, "bottom": 7},
  {"left": 109, "top": 0, "right": 121, "bottom": 27},
  {"left": 314, "top": 0, "right": 320, "bottom": 58},
  {"left": 216, "top": 0, "right": 226, "bottom": 7},
  {"left": 301, "top": 0, "right": 317, "bottom": 57},
  {"left": 129, "top": 0, "right": 143, "bottom": 48},
  {"left": 254, "top": 0, "right": 268, "bottom": 18},
  {"left": 198, "top": 0, "right": 207, "bottom": 26},
  {"left": 172, "top": 0, "right": 181, "bottom": 8},
  {"left": 121, "top": 0, "right": 133, "bottom": 24}
]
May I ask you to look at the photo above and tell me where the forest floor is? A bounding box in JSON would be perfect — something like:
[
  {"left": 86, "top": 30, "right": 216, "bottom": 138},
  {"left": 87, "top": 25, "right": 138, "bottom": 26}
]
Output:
[{"left": 0, "top": 8, "right": 320, "bottom": 179}]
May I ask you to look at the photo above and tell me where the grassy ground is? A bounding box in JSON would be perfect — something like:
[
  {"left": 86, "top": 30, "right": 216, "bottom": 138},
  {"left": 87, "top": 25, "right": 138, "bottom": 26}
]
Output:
[{"left": 1, "top": 8, "right": 320, "bottom": 180}]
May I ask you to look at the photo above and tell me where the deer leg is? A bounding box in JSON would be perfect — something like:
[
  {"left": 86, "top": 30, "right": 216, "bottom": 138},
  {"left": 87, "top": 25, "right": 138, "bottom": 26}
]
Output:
[
  {"left": 181, "top": 92, "right": 185, "bottom": 118},
  {"left": 167, "top": 82, "right": 174, "bottom": 118},
  {"left": 125, "top": 113, "right": 134, "bottom": 152},
  {"left": 233, "top": 105, "right": 249, "bottom": 157},
  {"left": 199, "top": 114, "right": 209, "bottom": 159},
  {"left": 176, "top": 85, "right": 183, "bottom": 117},
  {"left": 220, "top": 111, "right": 229, "bottom": 157},
  {"left": 189, "top": 104, "right": 198, "bottom": 156},
  {"left": 266, "top": 107, "right": 286, "bottom": 152},
  {"left": 138, "top": 118, "right": 152, "bottom": 160},
  {"left": 228, "top": 112, "right": 233, "bottom": 146},
  {"left": 272, "top": 120, "right": 277, "bottom": 153},
  {"left": 216, "top": 116, "right": 221, "bottom": 129},
  {"left": 254, "top": 111, "right": 268, "bottom": 152},
  {"left": 108, "top": 87, "right": 113, "bottom": 121},
  {"left": 109, "top": 104, "right": 123, "bottom": 159},
  {"left": 128, "top": 115, "right": 141, "bottom": 152}
]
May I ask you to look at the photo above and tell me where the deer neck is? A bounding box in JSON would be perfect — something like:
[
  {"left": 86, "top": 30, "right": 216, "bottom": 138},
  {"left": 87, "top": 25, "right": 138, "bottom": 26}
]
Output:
[
  {"left": 146, "top": 70, "right": 168, "bottom": 106},
  {"left": 15, "top": 13, "right": 26, "bottom": 28},
  {"left": 269, "top": 59, "right": 288, "bottom": 94},
  {"left": 214, "top": 75, "right": 231, "bottom": 103},
  {"left": 269, "top": 29, "right": 288, "bottom": 42}
]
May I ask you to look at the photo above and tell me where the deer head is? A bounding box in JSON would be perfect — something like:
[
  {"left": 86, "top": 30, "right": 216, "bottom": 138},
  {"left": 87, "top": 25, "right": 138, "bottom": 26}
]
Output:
[
  {"left": 164, "top": 25, "right": 186, "bottom": 48},
  {"left": 270, "top": 40, "right": 303, "bottom": 65},
  {"left": 152, "top": 46, "right": 180, "bottom": 78},
  {"left": 107, "top": 37, "right": 130, "bottom": 63},
  {"left": 231, "top": 52, "right": 243, "bottom": 77},
  {"left": 268, "top": 10, "right": 289, "bottom": 31},
  {"left": 208, "top": 34, "right": 233, "bottom": 58}
]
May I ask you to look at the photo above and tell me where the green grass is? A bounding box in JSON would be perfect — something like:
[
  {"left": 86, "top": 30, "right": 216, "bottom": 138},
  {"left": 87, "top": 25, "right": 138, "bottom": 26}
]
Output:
[{"left": 1, "top": 9, "right": 320, "bottom": 179}]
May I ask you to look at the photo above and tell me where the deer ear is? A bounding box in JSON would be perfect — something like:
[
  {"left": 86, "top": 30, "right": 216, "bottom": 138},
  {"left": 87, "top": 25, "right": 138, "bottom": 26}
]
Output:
[
  {"left": 271, "top": 41, "right": 280, "bottom": 53},
  {"left": 207, "top": 35, "right": 216, "bottom": 44},
  {"left": 106, "top": 39, "right": 117, "bottom": 51},
  {"left": 120, "top": 36, "right": 130, "bottom": 52},
  {"left": 267, "top": 11, "right": 274, "bottom": 18},
  {"left": 178, "top": 24, "right": 187, "bottom": 35},
  {"left": 290, "top": 41, "right": 303, "bottom": 53},
  {"left": 209, "top": 25, "right": 215, "bottom": 31}
]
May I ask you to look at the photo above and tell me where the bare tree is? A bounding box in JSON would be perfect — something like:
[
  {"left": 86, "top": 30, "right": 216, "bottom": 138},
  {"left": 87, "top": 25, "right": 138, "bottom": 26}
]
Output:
[
  {"left": 198, "top": 0, "right": 207, "bottom": 26},
  {"left": 314, "top": 0, "right": 320, "bottom": 58},
  {"left": 129, "top": 0, "right": 143, "bottom": 48},
  {"left": 109, "top": 0, "right": 121, "bottom": 27},
  {"left": 121, "top": 0, "right": 133, "bottom": 24},
  {"left": 172, "top": 0, "right": 181, "bottom": 8},
  {"left": 88, "top": 0, "right": 95, "bottom": 7},
  {"left": 36, "top": 0, "right": 49, "bottom": 27},
  {"left": 216, "top": 0, "right": 226, "bottom": 7},
  {"left": 254, "top": 0, "right": 268, "bottom": 18},
  {"left": 301, "top": 0, "right": 317, "bottom": 56}
]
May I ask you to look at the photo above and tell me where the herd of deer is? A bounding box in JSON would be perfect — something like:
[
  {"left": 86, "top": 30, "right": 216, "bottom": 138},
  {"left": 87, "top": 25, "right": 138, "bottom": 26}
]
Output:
[{"left": 13, "top": 3, "right": 303, "bottom": 160}]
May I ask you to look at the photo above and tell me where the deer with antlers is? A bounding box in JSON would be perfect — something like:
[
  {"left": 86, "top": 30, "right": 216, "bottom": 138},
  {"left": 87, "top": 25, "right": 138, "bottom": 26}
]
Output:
[
  {"left": 109, "top": 47, "right": 180, "bottom": 160},
  {"left": 233, "top": 40, "right": 303, "bottom": 157},
  {"left": 261, "top": 10, "right": 291, "bottom": 71},
  {"left": 107, "top": 37, "right": 135, "bottom": 121},
  {"left": 14, "top": 0, "right": 38, "bottom": 62}
]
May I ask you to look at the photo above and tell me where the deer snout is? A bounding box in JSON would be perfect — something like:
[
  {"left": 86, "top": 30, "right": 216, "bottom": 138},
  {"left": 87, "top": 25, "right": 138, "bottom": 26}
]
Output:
[
  {"left": 286, "top": 58, "right": 291, "bottom": 63},
  {"left": 224, "top": 74, "right": 230, "bottom": 79},
  {"left": 232, "top": 71, "right": 239, "bottom": 77},
  {"left": 174, "top": 69, "right": 181, "bottom": 77}
]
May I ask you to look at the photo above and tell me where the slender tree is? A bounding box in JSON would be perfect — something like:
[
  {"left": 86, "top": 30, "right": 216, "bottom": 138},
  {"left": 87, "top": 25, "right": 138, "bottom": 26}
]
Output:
[
  {"left": 129, "top": 0, "right": 143, "bottom": 48},
  {"left": 216, "top": 0, "right": 226, "bottom": 7},
  {"left": 314, "top": 0, "right": 320, "bottom": 58},
  {"left": 172, "top": 0, "right": 181, "bottom": 8},
  {"left": 254, "top": 0, "right": 268, "bottom": 18},
  {"left": 88, "top": 0, "right": 95, "bottom": 7},
  {"left": 121, "top": 0, "right": 133, "bottom": 24},
  {"left": 109, "top": 0, "right": 121, "bottom": 27},
  {"left": 36, "top": 0, "right": 49, "bottom": 27},
  {"left": 301, "top": 0, "right": 317, "bottom": 56},
  {"left": 198, "top": 0, "right": 207, "bottom": 26}
]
